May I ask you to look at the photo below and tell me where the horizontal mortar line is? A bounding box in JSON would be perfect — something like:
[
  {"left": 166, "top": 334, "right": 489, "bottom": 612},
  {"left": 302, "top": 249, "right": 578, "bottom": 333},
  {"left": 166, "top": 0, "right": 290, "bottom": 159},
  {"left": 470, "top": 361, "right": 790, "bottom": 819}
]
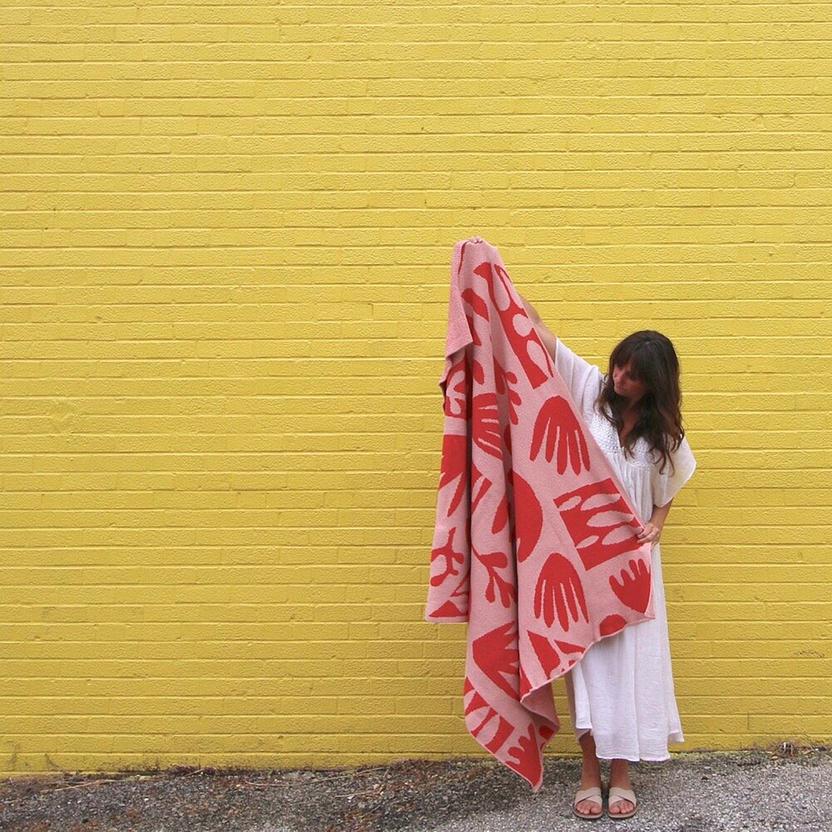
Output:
[
  {"left": 0, "top": 4, "right": 829, "bottom": 11},
  {"left": 2, "top": 578, "right": 828, "bottom": 584},
  {"left": 7, "top": 261, "right": 832, "bottom": 267},
  {"left": 14, "top": 86, "right": 832, "bottom": 91},
  {"left": 0, "top": 640, "right": 817, "bottom": 648},
  {"left": 0, "top": 362, "right": 828, "bottom": 368},
  {"left": 10, "top": 59, "right": 832, "bottom": 67},
  {"left": 12, "top": 109, "right": 832, "bottom": 116},
  {"left": 2, "top": 672, "right": 820, "bottom": 679},
  {"left": 11, "top": 180, "right": 832, "bottom": 187},
  {"left": 0, "top": 695, "right": 814, "bottom": 701},
  {"left": 4, "top": 296, "right": 832, "bottom": 302},
  {"left": 3, "top": 238, "right": 831, "bottom": 246},
  {"left": 1, "top": 664, "right": 818, "bottom": 668},
  {"left": 0, "top": 726, "right": 819, "bottom": 736},
  {"left": 3, "top": 276, "right": 822, "bottom": 284},
  {"left": 8, "top": 511, "right": 817, "bottom": 521},
  {"left": 0, "top": 666, "right": 823, "bottom": 672},
  {"left": 10, "top": 30, "right": 832, "bottom": 37},
  {"left": 9, "top": 217, "right": 832, "bottom": 225},
  {"left": 2, "top": 603, "right": 830, "bottom": 609},
  {"left": 11, "top": 126, "right": 832, "bottom": 136},
  {"left": 0, "top": 622, "right": 832, "bottom": 640},
  {"left": 10, "top": 29, "right": 832, "bottom": 37},
  {"left": 0, "top": 400, "right": 828, "bottom": 406},
  {"left": 3, "top": 245, "right": 832, "bottom": 255},
  {"left": 0, "top": 424, "right": 806, "bottom": 434},
  {"left": 120, "top": 30, "right": 832, "bottom": 37},
  {"left": 5, "top": 555, "right": 827, "bottom": 560},
  {"left": 0, "top": 280, "right": 818, "bottom": 287},
  {"left": 9, "top": 179, "right": 832, "bottom": 185},
  {"left": 32, "top": 77, "right": 832, "bottom": 86},
  {"left": 0, "top": 332, "right": 829, "bottom": 339},
  {"left": 0, "top": 683, "right": 490, "bottom": 689},
  {"left": 0, "top": 1, "right": 751, "bottom": 6},
  {"left": 3, "top": 156, "right": 832, "bottom": 163},
  {"left": 0, "top": 567, "right": 821, "bottom": 575},
  {"left": 9, "top": 155, "right": 832, "bottom": 164},
  {"left": 0, "top": 635, "right": 828, "bottom": 641},
  {"left": 9, "top": 147, "right": 832, "bottom": 153},
  {"left": 6, "top": 559, "right": 824, "bottom": 565}
]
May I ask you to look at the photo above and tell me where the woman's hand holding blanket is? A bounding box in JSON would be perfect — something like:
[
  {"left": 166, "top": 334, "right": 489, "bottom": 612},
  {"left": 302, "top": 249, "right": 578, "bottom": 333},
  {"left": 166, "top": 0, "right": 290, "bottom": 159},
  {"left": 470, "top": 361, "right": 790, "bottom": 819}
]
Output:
[{"left": 636, "top": 521, "right": 662, "bottom": 545}]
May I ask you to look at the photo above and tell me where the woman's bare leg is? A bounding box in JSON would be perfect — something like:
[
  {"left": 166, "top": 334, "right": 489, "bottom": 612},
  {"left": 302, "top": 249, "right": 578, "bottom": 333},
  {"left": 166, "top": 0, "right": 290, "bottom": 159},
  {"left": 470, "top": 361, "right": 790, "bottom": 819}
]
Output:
[{"left": 574, "top": 731, "right": 603, "bottom": 817}]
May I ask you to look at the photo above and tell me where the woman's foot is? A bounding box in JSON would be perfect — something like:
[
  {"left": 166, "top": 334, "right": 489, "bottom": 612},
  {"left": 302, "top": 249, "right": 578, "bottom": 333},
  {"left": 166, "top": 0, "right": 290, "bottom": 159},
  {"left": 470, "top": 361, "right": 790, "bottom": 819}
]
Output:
[
  {"left": 607, "top": 758, "right": 635, "bottom": 816},
  {"left": 574, "top": 760, "right": 603, "bottom": 817}
]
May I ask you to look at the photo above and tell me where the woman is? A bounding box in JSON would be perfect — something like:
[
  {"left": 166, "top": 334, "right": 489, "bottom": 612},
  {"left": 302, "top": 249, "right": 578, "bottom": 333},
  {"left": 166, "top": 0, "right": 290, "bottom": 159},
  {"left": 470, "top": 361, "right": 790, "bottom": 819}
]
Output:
[{"left": 522, "top": 297, "right": 697, "bottom": 820}]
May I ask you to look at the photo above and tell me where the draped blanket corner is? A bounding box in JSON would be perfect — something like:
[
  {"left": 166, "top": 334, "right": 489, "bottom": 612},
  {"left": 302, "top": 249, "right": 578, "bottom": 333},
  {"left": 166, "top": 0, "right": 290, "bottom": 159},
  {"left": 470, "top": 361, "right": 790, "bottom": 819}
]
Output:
[{"left": 424, "top": 236, "right": 656, "bottom": 792}]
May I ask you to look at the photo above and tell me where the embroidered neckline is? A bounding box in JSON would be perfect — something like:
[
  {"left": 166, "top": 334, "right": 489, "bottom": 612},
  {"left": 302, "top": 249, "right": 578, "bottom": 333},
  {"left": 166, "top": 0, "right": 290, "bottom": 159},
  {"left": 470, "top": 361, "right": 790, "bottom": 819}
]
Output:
[{"left": 591, "top": 406, "right": 654, "bottom": 468}]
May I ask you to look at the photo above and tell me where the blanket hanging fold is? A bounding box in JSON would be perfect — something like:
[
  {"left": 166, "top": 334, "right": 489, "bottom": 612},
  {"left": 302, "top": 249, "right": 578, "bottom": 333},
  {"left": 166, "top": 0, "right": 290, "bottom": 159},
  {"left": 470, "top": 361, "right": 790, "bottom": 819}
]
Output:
[{"left": 424, "top": 237, "right": 656, "bottom": 792}]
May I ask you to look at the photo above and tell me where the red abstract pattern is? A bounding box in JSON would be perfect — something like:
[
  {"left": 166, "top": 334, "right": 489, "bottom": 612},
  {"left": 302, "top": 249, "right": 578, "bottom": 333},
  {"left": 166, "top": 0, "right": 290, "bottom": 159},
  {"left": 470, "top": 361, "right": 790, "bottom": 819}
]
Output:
[
  {"left": 531, "top": 395, "right": 591, "bottom": 475},
  {"left": 554, "top": 478, "right": 645, "bottom": 571},
  {"left": 426, "top": 239, "right": 656, "bottom": 792}
]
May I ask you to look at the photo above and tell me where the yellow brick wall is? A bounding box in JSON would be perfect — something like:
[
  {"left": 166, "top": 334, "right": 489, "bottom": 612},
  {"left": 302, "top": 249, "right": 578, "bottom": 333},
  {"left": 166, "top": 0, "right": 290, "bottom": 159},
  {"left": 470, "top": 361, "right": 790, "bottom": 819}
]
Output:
[{"left": 1, "top": 2, "right": 830, "bottom": 776}]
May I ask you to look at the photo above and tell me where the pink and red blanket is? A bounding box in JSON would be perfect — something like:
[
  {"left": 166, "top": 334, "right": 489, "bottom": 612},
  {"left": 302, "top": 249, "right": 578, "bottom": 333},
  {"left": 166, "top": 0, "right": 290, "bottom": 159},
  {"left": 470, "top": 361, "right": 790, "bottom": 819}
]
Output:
[{"left": 424, "top": 237, "right": 656, "bottom": 791}]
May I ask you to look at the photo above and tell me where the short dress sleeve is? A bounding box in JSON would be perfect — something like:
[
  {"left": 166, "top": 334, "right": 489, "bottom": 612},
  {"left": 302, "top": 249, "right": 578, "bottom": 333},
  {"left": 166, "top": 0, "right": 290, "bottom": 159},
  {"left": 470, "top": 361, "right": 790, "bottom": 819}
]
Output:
[
  {"left": 554, "top": 337, "right": 604, "bottom": 421},
  {"left": 651, "top": 435, "right": 697, "bottom": 508}
]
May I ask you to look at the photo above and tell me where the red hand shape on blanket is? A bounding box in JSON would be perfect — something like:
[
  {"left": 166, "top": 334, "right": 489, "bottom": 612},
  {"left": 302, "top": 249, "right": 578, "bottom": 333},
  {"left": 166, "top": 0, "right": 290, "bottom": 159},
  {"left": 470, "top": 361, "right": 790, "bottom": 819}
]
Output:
[
  {"left": 534, "top": 552, "right": 589, "bottom": 632},
  {"left": 530, "top": 396, "right": 591, "bottom": 475},
  {"left": 610, "top": 557, "right": 652, "bottom": 614}
]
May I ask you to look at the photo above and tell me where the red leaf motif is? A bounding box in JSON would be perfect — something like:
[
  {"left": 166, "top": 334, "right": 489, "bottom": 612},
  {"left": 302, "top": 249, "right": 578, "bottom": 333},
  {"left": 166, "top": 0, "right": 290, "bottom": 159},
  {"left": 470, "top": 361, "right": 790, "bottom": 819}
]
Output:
[
  {"left": 429, "top": 527, "right": 468, "bottom": 588},
  {"left": 476, "top": 547, "right": 517, "bottom": 609}
]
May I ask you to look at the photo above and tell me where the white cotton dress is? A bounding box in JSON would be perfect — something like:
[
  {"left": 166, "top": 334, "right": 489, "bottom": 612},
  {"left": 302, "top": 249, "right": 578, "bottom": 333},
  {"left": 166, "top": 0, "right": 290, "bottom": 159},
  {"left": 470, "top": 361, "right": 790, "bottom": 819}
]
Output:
[{"left": 553, "top": 338, "right": 698, "bottom": 762}]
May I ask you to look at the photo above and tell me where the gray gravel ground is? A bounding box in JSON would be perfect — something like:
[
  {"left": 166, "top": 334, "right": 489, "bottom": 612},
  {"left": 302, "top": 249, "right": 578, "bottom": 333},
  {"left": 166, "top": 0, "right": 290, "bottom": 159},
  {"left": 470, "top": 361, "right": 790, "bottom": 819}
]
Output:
[{"left": 0, "top": 745, "right": 829, "bottom": 832}]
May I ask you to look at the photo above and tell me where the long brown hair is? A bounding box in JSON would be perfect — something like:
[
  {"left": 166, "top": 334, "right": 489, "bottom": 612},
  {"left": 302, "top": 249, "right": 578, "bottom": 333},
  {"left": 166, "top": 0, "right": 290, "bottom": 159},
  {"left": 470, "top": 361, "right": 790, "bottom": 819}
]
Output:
[{"left": 596, "top": 330, "right": 687, "bottom": 476}]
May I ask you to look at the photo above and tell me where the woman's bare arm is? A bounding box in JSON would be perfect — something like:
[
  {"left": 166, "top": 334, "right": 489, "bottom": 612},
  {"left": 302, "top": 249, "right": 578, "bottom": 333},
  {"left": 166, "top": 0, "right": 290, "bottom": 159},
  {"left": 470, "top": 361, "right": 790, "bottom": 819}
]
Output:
[
  {"left": 650, "top": 499, "right": 673, "bottom": 530},
  {"left": 633, "top": 498, "right": 673, "bottom": 546}
]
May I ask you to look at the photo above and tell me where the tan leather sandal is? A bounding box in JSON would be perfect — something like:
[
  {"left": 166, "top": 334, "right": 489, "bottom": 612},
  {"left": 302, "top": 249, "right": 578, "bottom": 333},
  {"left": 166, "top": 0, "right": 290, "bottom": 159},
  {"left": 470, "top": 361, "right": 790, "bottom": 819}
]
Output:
[
  {"left": 572, "top": 785, "right": 604, "bottom": 820},
  {"left": 606, "top": 785, "right": 638, "bottom": 819}
]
